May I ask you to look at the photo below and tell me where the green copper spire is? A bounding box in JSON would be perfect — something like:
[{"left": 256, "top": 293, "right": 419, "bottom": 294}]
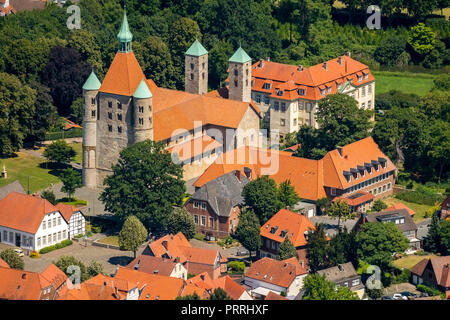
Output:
[
  {"left": 229, "top": 46, "right": 251, "bottom": 63},
  {"left": 82, "top": 71, "right": 101, "bottom": 91},
  {"left": 185, "top": 39, "right": 208, "bottom": 56},
  {"left": 117, "top": 7, "right": 133, "bottom": 52},
  {"left": 133, "top": 79, "right": 152, "bottom": 99}
]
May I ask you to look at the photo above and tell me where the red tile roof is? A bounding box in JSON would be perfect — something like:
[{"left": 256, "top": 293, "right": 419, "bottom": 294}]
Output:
[
  {"left": 410, "top": 256, "right": 450, "bottom": 288},
  {"left": 334, "top": 191, "right": 374, "bottom": 206},
  {"left": 62, "top": 118, "right": 82, "bottom": 131},
  {"left": 180, "top": 284, "right": 209, "bottom": 299},
  {"left": 126, "top": 255, "right": 177, "bottom": 277},
  {"left": 245, "top": 257, "right": 298, "bottom": 288},
  {"left": 386, "top": 203, "right": 415, "bottom": 216},
  {"left": 212, "top": 275, "right": 248, "bottom": 300},
  {"left": 261, "top": 209, "right": 316, "bottom": 247},
  {"left": 0, "top": 257, "right": 9, "bottom": 268},
  {"left": 166, "top": 135, "right": 221, "bottom": 161},
  {"left": 0, "top": 267, "right": 49, "bottom": 300},
  {"left": 186, "top": 272, "right": 215, "bottom": 291},
  {"left": 179, "top": 246, "right": 220, "bottom": 266},
  {"left": 264, "top": 291, "right": 288, "bottom": 300},
  {"left": 40, "top": 264, "right": 69, "bottom": 296},
  {"left": 57, "top": 283, "right": 120, "bottom": 300},
  {"left": 0, "top": 192, "right": 59, "bottom": 234},
  {"left": 55, "top": 203, "right": 79, "bottom": 223}
]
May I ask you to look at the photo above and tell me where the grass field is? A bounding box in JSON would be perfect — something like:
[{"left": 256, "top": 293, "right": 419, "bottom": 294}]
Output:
[
  {"left": 373, "top": 71, "right": 436, "bottom": 96},
  {"left": 0, "top": 152, "right": 61, "bottom": 193},
  {"left": 383, "top": 197, "right": 432, "bottom": 222},
  {"left": 68, "top": 142, "right": 83, "bottom": 164},
  {"left": 393, "top": 254, "right": 437, "bottom": 270},
  {"left": 97, "top": 236, "right": 120, "bottom": 246}
]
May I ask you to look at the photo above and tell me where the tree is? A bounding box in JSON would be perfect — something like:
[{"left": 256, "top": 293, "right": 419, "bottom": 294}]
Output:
[
  {"left": 408, "top": 23, "right": 436, "bottom": 56},
  {"left": 43, "top": 140, "right": 76, "bottom": 166},
  {"left": 306, "top": 223, "right": 330, "bottom": 273},
  {"left": 0, "top": 249, "right": 24, "bottom": 270},
  {"left": 41, "top": 190, "right": 57, "bottom": 205},
  {"left": 54, "top": 256, "right": 88, "bottom": 282},
  {"left": 277, "top": 237, "right": 298, "bottom": 261},
  {"left": 404, "top": 0, "right": 438, "bottom": 21},
  {"left": 69, "top": 97, "right": 83, "bottom": 125},
  {"left": 166, "top": 207, "right": 196, "bottom": 240},
  {"left": 118, "top": 216, "right": 148, "bottom": 258},
  {"left": 60, "top": 168, "right": 82, "bottom": 201},
  {"left": 327, "top": 200, "right": 352, "bottom": 231},
  {"left": 327, "top": 228, "right": 357, "bottom": 267},
  {"left": 87, "top": 261, "right": 106, "bottom": 279},
  {"left": 242, "top": 175, "right": 282, "bottom": 225},
  {"left": 439, "top": 220, "right": 450, "bottom": 255},
  {"left": 277, "top": 180, "right": 300, "bottom": 209},
  {"left": 234, "top": 209, "right": 261, "bottom": 258},
  {"left": 355, "top": 222, "right": 409, "bottom": 270},
  {"left": 423, "top": 212, "right": 442, "bottom": 254},
  {"left": 68, "top": 29, "right": 103, "bottom": 74},
  {"left": 316, "top": 197, "right": 331, "bottom": 215},
  {"left": 372, "top": 199, "right": 388, "bottom": 212},
  {"left": 176, "top": 292, "right": 201, "bottom": 300},
  {"left": 100, "top": 140, "right": 185, "bottom": 232},
  {"left": 302, "top": 274, "right": 359, "bottom": 300},
  {"left": 373, "top": 35, "right": 407, "bottom": 66},
  {"left": 209, "top": 287, "right": 233, "bottom": 300}
]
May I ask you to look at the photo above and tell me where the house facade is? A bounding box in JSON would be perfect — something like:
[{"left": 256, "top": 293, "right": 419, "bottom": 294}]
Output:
[
  {"left": 0, "top": 193, "right": 69, "bottom": 251},
  {"left": 55, "top": 203, "right": 86, "bottom": 238},
  {"left": 410, "top": 256, "right": 450, "bottom": 297},
  {"left": 440, "top": 195, "right": 450, "bottom": 220},
  {"left": 250, "top": 53, "right": 375, "bottom": 139},
  {"left": 317, "top": 262, "right": 365, "bottom": 299},
  {"left": 126, "top": 254, "right": 187, "bottom": 280},
  {"left": 185, "top": 170, "right": 250, "bottom": 239}
]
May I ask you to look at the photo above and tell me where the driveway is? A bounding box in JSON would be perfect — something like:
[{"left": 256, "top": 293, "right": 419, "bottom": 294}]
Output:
[
  {"left": 383, "top": 283, "right": 420, "bottom": 296},
  {"left": 189, "top": 239, "right": 249, "bottom": 260}
]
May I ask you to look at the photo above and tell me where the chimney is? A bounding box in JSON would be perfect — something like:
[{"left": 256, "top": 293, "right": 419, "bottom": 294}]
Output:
[
  {"left": 338, "top": 56, "right": 342, "bottom": 65},
  {"left": 323, "top": 62, "right": 328, "bottom": 71},
  {"left": 345, "top": 51, "right": 351, "bottom": 57},
  {"left": 243, "top": 167, "right": 252, "bottom": 179},
  {"left": 259, "top": 59, "right": 264, "bottom": 68},
  {"left": 298, "top": 65, "right": 303, "bottom": 72},
  {"left": 235, "top": 170, "right": 241, "bottom": 182},
  {"left": 266, "top": 57, "right": 270, "bottom": 61},
  {"left": 337, "top": 146, "right": 343, "bottom": 157}
]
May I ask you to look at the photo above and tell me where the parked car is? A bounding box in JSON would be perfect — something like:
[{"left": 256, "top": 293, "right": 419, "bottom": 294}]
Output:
[
  {"left": 400, "top": 291, "right": 417, "bottom": 300},
  {"left": 381, "top": 296, "right": 395, "bottom": 300},
  {"left": 236, "top": 248, "right": 249, "bottom": 256},
  {"left": 392, "top": 293, "right": 408, "bottom": 300},
  {"left": 14, "top": 248, "right": 24, "bottom": 257}
]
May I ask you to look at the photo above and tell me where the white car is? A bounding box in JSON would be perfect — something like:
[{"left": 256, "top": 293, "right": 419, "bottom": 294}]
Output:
[
  {"left": 14, "top": 248, "right": 24, "bottom": 257},
  {"left": 392, "top": 293, "right": 408, "bottom": 300}
]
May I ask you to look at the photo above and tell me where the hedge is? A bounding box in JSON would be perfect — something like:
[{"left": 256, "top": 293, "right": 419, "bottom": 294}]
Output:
[
  {"left": 39, "top": 239, "right": 73, "bottom": 254},
  {"left": 416, "top": 284, "right": 446, "bottom": 300},
  {"left": 395, "top": 186, "right": 445, "bottom": 206},
  {"left": 44, "top": 128, "right": 82, "bottom": 141},
  {"left": 227, "top": 261, "right": 245, "bottom": 274}
]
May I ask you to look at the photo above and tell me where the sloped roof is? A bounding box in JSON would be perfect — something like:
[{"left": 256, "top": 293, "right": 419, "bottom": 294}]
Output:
[
  {"left": 212, "top": 275, "right": 248, "bottom": 300},
  {"left": 133, "top": 78, "right": 152, "bottom": 99},
  {"left": 0, "top": 180, "right": 25, "bottom": 200},
  {"left": 0, "top": 192, "right": 59, "bottom": 234},
  {"left": 188, "top": 171, "right": 249, "bottom": 217},
  {"left": 179, "top": 246, "right": 220, "bottom": 266},
  {"left": 186, "top": 40, "right": 208, "bottom": 56},
  {"left": 55, "top": 203, "right": 80, "bottom": 223},
  {"left": 57, "top": 283, "right": 120, "bottom": 300},
  {"left": 40, "top": 264, "right": 69, "bottom": 293},
  {"left": 229, "top": 47, "right": 251, "bottom": 63},
  {"left": 386, "top": 203, "right": 415, "bottom": 216},
  {"left": 410, "top": 256, "right": 450, "bottom": 288},
  {"left": 244, "top": 257, "right": 297, "bottom": 288},
  {"left": 82, "top": 71, "right": 101, "bottom": 91},
  {"left": 364, "top": 208, "right": 417, "bottom": 233},
  {"left": 282, "top": 257, "right": 308, "bottom": 276},
  {"left": 85, "top": 274, "right": 138, "bottom": 293},
  {"left": 317, "top": 262, "right": 358, "bottom": 282},
  {"left": 0, "top": 257, "right": 9, "bottom": 268},
  {"left": 264, "top": 291, "right": 288, "bottom": 300},
  {"left": 186, "top": 272, "right": 215, "bottom": 291},
  {"left": 335, "top": 191, "right": 374, "bottom": 206},
  {"left": 166, "top": 135, "right": 221, "bottom": 162},
  {"left": 260, "top": 209, "right": 316, "bottom": 247},
  {"left": 99, "top": 51, "right": 145, "bottom": 96},
  {"left": 126, "top": 255, "right": 177, "bottom": 277},
  {"left": 180, "top": 284, "right": 209, "bottom": 299},
  {"left": 148, "top": 233, "right": 189, "bottom": 264},
  {"left": 0, "top": 267, "right": 49, "bottom": 300}
]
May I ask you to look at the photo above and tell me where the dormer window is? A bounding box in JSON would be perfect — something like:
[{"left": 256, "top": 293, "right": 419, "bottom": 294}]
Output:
[
  {"left": 364, "top": 73, "right": 368, "bottom": 80},
  {"left": 320, "top": 88, "right": 325, "bottom": 96},
  {"left": 277, "top": 90, "right": 284, "bottom": 96},
  {"left": 358, "top": 76, "right": 362, "bottom": 82},
  {"left": 337, "top": 83, "right": 342, "bottom": 90},
  {"left": 361, "top": 170, "right": 365, "bottom": 177},
  {"left": 263, "top": 82, "right": 271, "bottom": 90},
  {"left": 368, "top": 167, "right": 372, "bottom": 174},
  {"left": 327, "top": 86, "right": 331, "bottom": 94},
  {"left": 298, "top": 88, "right": 305, "bottom": 96}
]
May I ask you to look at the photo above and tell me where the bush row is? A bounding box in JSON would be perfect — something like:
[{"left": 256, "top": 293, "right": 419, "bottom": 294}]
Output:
[
  {"left": 416, "top": 284, "right": 445, "bottom": 300},
  {"left": 395, "top": 186, "right": 445, "bottom": 206},
  {"left": 39, "top": 239, "right": 73, "bottom": 254}
]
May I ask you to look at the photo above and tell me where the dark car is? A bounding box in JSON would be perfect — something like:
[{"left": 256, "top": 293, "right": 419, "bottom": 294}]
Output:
[
  {"left": 400, "top": 291, "right": 417, "bottom": 299},
  {"left": 381, "top": 296, "right": 395, "bottom": 300}
]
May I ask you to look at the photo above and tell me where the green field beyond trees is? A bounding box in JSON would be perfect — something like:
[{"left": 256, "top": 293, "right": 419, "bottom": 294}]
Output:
[{"left": 373, "top": 71, "right": 438, "bottom": 95}]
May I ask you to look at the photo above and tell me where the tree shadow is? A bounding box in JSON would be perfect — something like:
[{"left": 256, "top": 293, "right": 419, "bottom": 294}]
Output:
[
  {"left": 108, "top": 255, "right": 133, "bottom": 266},
  {"left": 0, "top": 153, "right": 18, "bottom": 159}
]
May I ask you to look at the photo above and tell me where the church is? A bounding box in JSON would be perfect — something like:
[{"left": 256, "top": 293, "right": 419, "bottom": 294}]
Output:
[{"left": 81, "top": 9, "right": 261, "bottom": 188}]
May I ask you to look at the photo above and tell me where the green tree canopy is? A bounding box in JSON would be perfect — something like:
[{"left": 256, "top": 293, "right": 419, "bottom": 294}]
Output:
[
  {"left": 277, "top": 180, "right": 300, "bottom": 209},
  {"left": 306, "top": 223, "right": 331, "bottom": 273},
  {"left": 41, "top": 190, "right": 57, "bottom": 205},
  {"left": 235, "top": 209, "right": 261, "bottom": 258},
  {"left": 60, "top": 168, "right": 82, "bottom": 201},
  {"left": 326, "top": 200, "right": 352, "bottom": 230},
  {"left": 209, "top": 287, "right": 233, "bottom": 300},
  {"left": 87, "top": 261, "right": 106, "bottom": 279},
  {"left": 100, "top": 140, "right": 185, "bottom": 232},
  {"left": 43, "top": 140, "right": 76, "bottom": 166},
  {"left": 277, "top": 237, "right": 298, "bottom": 261},
  {"left": 118, "top": 216, "right": 148, "bottom": 258},
  {"left": 302, "top": 274, "right": 359, "bottom": 300},
  {"left": 372, "top": 199, "right": 388, "bottom": 212},
  {"left": 167, "top": 207, "right": 196, "bottom": 240},
  {"left": 408, "top": 23, "right": 436, "bottom": 55},
  {"left": 0, "top": 249, "right": 24, "bottom": 270},
  {"left": 54, "top": 256, "right": 88, "bottom": 283}
]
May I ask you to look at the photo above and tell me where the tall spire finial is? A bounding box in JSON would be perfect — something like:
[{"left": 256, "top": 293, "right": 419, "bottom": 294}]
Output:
[{"left": 117, "top": 5, "right": 133, "bottom": 53}]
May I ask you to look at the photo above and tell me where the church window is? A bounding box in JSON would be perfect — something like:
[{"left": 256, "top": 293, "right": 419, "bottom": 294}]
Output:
[
  {"left": 91, "top": 98, "right": 95, "bottom": 105},
  {"left": 139, "top": 118, "right": 144, "bottom": 125},
  {"left": 91, "top": 110, "right": 96, "bottom": 117},
  {"left": 149, "top": 117, "right": 152, "bottom": 124},
  {"left": 139, "top": 106, "right": 144, "bottom": 113},
  {"left": 118, "top": 126, "right": 122, "bottom": 133},
  {"left": 148, "top": 106, "right": 152, "bottom": 112},
  {"left": 190, "top": 73, "right": 194, "bottom": 80},
  {"left": 108, "top": 125, "right": 112, "bottom": 132},
  {"left": 246, "top": 69, "right": 249, "bottom": 76},
  {"left": 202, "top": 62, "right": 205, "bottom": 69},
  {"left": 190, "top": 63, "right": 194, "bottom": 70},
  {"left": 234, "top": 80, "right": 238, "bottom": 87},
  {"left": 202, "top": 72, "right": 205, "bottom": 80},
  {"left": 234, "top": 69, "right": 238, "bottom": 76},
  {"left": 108, "top": 101, "right": 112, "bottom": 108},
  {"left": 246, "top": 79, "right": 248, "bottom": 87},
  {"left": 118, "top": 102, "right": 122, "bottom": 110},
  {"left": 108, "top": 112, "right": 112, "bottom": 119},
  {"left": 117, "top": 114, "right": 122, "bottom": 121}
]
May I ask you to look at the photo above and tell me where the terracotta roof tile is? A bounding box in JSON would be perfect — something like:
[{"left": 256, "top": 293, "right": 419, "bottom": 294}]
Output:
[
  {"left": 58, "top": 283, "right": 120, "bottom": 300},
  {"left": 166, "top": 135, "right": 221, "bottom": 161},
  {"left": 245, "top": 257, "right": 297, "bottom": 288},
  {"left": 0, "top": 267, "right": 48, "bottom": 300},
  {"left": 0, "top": 257, "right": 9, "bottom": 268},
  {"left": 40, "top": 264, "right": 69, "bottom": 294},
  {"left": 55, "top": 203, "right": 80, "bottom": 223},
  {"left": 180, "top": 284, "right": 209, "bottom": 299},
  {"left": 212, "top": 275, "right": 248, "bottom": 300},
  {"left": 386, "top": 203, "right": 415, "bottom": 216},
  {"left": 126, "top": 255, "right": 177, "bottom": 277},
  {"left": 264, "top": 291, "right": 288, "bottom": 300}
]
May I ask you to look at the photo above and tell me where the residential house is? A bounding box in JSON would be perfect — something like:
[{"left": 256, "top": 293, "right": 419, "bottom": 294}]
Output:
[
  {"left": 55, "top": 203, "right": 86, "bottom": 238},
  {"left": 0, "top": 180, "right": 25, "bottom": 200},
  {"left": 317, "top": 262, "right": 365, "bottom": 299},
  {"left": 40, "top": 264, "right": 70, "bottom": 298},
  {"left": 126, "top": 254, "right": 187, "bottom": 279},
  {"left": 186, "top": 272, "right": 252, "bottom": 300},
  {"left": 0, "top": 192, "right": 69, "bottom": 251},
  {"left": 185, "top": 170, "right": 250, "bottom": 239},
  {"left": 356, "top": 208, "right": 420, "bottom": 250},
  {"left": 249, "top": 53, "right": 375, "bottom": 137},
  {"left": 386, "top": 203, "right": 415, "bottom": 217},
  {"left": 82, "top": 274, "right": 141, "bottom": 300},
  {"left": 259, "top": 208, "right": 315, "bottom": 268},
  {"left": 142, "top": 232, "right": 227, "bottom": 279},
  {"left": 440, "top": 195, "right": 450, "bottom": 220},
  {"left": 57, "top": 283, "right": 121, "bottom": 300},
  {"left": 410, "top": 256, "right": 450, "bottom": 298},
  {"left": 194, "top": 137, "right": 396, "bottom": 212},
  {"left": 0, "top": 0, "right": 16, "bottom": 16},
  {"left": 180, "top": 283, "right": 210, "bottom": 299},
  {"left": 243, "top": 257, "right": 307, "bottom": 299}
]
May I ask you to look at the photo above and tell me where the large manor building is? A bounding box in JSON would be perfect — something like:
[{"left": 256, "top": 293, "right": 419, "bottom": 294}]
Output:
[{"left": 82, "top": 10, "right": 261, "bottom": 188}]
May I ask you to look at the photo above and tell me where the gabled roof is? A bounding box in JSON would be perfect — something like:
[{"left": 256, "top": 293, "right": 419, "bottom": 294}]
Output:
[
  {"left": 40, "top": 264, "right": 69, "bottom": 294},
  {"left": 0, "top": 180, "right": 25, "bottom": 200},
  {"left": 212, "top": 275, "right": 248, "bottom": 300},
  {"left": 133, "top": 78, "right": 152, "bottom": 99},
  {"left": 58, "top": 283, "right": 120, "bottom": 300},
  {"left": 411, "top": 256, "right": 450, "bottom": 288},
  {"left": 179, "top": 246, "right": 221, "bottom": 266},
  {"left": 188, "top": 171, "right": 249, "bottom": 217},
  {"left": 55, "top": 203, "right": 81, "bottom": 223},
  {"left": 0, "top": 267, "right": 50, "bottom": 300},
  {"left": 166, "top": 135, "right": 221, "bottom": 162},
  {"left": 364, "top": 208, "right": 417, "bottom": 233},
  {"left": 386, "top": 203, "right": 415, "bottom": 216},
  {"left": 180, "top": 284, "right": 209, "bottom": 299},
  {"left": 82, "top": 71, "right": 101, "bottom": 91},
  {"left": 0, "top": 192, "right": 59, "bottom": 234},
  {"left": 264, "top": 291, "right": 289, "bottom": 300},
  {"left": 148, "top": 233, "right": 189, "bottom": 264},
  {"left": 260, "top": 209, "right": 316, "bottom": 247},
  {"left": 186, "top": 272, "right": 215, "bottom": 291},
  {"left": 317, "top": 262, "right": 358, "bottom": 282},
  {"left": 0, "top": 257, "right": 10, "bottom": 268},
  {"left": 282, "top": 257, "right": 308, "bottom": 276},
  {"left": 244, "top": 257, "right": 297, "bottom": 288},
  {"left": 229, "top": 47, "right": 251, "bottom": 63},
  {"left": 85, "top": 274, "right": 138, "bottom": 293},
  {"left": 186, "top": 40, "right": 208, "bottom": 56},
  {"left": 126, "top": 255, "right": 177, "bottom": 277},
  {"left": 99, "top": 51, "right": 145, "bottom": 96}
]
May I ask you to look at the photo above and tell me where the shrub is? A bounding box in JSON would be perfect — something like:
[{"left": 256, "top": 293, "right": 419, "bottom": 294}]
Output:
[
  {"left": 91, "top": 226, "right": 102, "bottom": 233},
  {"left": 227, "top": 261, "right": 245, "bottom": 274},
  {"left": 417, "top": 284, "right": 445, "bottom": 300},
  {"left": 392, "top": 269, "right": 411, "bottom": 284},
  {"left": 30, "top": 251, "right": 39, "bottom": 259},
  {"left": 395, "top": 186, "right": 445, "bottom": 206},
  {"left": 39, "top": 239, "right": 73, "bottom": 254},
  {"left": 193, "top": 233, "right": 205, "bottom": 241}
]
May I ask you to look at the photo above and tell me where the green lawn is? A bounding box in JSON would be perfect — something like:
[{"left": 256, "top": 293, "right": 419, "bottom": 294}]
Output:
[
  {"left": 393, "top": 254, "right": 437, "bottom": 270},
  {"left": 68, "top": 142, "right": 82, "bottom": 164},
  {"left": 97, "top": 236, "right": 120, "bottom": 246},
  {"left": 373, "top": 71, "right": 436, "bottom": 96},
  {"left": 383, "top": 197, "right": 432, "bottom": 222},
  {"left": 0, "top": 152, "right": 61, "bottom": 193}
]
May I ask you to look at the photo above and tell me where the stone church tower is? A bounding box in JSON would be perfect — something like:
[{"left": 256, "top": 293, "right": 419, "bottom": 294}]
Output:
[
  {"left": 185, "top": 40, "right": 208, "bottom": 95},
  {"left": 228, "top": 47, "right": 252, "bottom": 103},
  {"left": 82, "top": 9, "right": 153, "bottom": 188}
]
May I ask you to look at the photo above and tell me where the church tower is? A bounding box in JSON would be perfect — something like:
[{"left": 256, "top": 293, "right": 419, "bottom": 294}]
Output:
[
  {"left": 228, "top": 46, "right": 252, "bottom": 103},
  {"left": 81, "top": 71, "right": 101, "bottom": 189},
  {"left": 133, "top": 79, "right": 153, "bottom": 143},
  {"left": 185, "top": 40, "right": 208, "bottom": 95}
]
